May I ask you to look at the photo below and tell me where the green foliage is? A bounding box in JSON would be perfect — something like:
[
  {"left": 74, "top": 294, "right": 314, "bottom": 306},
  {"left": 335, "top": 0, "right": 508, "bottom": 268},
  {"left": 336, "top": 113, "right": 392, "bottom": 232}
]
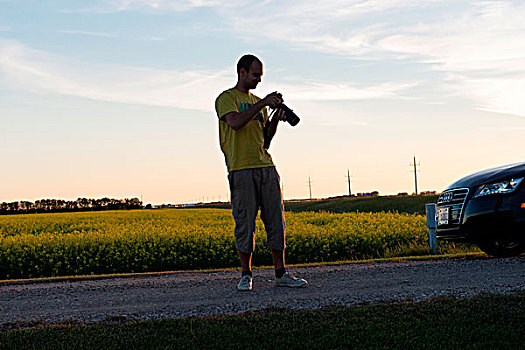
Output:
[
  {"left": 284, "top": 195, "right": 440, "bottom": 215},
  {"left": 0, "top": 209, "right": 475, "bottom": 280},
  {"left": 2, "top": 294, "right": 523, "bottom": 349},
  {"left": 191, "top": 195, "right": 440, "bottom": 215}
]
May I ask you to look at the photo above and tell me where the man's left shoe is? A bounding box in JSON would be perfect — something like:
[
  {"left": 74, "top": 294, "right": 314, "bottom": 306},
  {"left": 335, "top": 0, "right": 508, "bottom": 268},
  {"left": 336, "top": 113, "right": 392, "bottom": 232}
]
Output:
[
  {"left": 275, "top": 272, "right": 308, "bottom": 288},
  {"left": 237, "top": 275, "right": 253, "bottom": 291}
]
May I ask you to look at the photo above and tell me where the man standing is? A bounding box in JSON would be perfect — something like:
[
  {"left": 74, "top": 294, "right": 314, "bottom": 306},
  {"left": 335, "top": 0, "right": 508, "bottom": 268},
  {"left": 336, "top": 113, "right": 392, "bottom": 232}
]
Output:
[{"left": 215, "top": 54, "right": 307, "bottom": 291}]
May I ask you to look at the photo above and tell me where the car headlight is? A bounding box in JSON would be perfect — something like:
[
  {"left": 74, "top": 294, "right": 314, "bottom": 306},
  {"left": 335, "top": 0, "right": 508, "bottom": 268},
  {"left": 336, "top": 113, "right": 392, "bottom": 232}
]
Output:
[{"left": 474, "top": 177, "right": 524, "bottom": 198}]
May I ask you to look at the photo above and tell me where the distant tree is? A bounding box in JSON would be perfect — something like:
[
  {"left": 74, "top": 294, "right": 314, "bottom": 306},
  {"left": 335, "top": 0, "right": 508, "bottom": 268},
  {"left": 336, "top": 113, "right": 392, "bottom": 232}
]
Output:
[
  {"left": 0, "top": 196, "right": 143, "bottom": 215},
  {"left": 19, "top": 201, "right": 32, "bottom": 212}
]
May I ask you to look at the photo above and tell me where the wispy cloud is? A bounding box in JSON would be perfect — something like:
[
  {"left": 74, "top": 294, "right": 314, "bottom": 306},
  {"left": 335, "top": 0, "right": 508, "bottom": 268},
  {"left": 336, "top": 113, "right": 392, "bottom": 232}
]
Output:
[
  {"left": 446, "top": 72, "right": 525, "bottom": 117},
  {"left": 68, "top": 0, "right": 234, "bottom": 13},
  {"left": 5, "top": 1, "right": 523, "bottom": 116},
  {"left": 58, "top": 30, "right": 117, "bottom": 38},
  {"left": 282, "top": 80, "right": 418, "bottom": 101},
  {"left": 114, "top": 0, "right": 226, "bottom": 11},
  {"left": 217, "top": 0, "right": 525, "bottom": 117},
  {"left": 0, "top": 40, "right": 410, "bottom": 112},
  {"left": 371, "top": 1, "right": 525, "bottom": 116},
  {"left": 0, "top": 40, "right": 229, "bottom": 111}
]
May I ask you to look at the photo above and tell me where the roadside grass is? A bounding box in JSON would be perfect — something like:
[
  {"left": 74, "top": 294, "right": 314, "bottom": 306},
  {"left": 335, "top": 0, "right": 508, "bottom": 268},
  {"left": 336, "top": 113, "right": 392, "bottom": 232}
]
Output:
[
  {"left": 1, "top": 293, "right": 523, "bottom": 349},
  {"left": 0, "top": 252, "right": 485, "bottom": 286}
]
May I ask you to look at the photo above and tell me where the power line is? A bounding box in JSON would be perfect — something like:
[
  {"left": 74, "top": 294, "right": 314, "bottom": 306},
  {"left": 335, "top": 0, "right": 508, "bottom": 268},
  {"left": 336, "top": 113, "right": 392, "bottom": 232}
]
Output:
[
  {"left": 346, "top": 169, "right": 353, "bottom": 196},
  {"left": 410, "top": 154, "right": 421, "bottom": 195}
]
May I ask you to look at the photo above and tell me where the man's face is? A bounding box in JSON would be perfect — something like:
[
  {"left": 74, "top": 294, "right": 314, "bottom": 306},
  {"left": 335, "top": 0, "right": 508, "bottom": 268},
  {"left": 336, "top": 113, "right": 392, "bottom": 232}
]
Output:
[{"left": 241, "top": 61, "right": 263, "bottom": 90}]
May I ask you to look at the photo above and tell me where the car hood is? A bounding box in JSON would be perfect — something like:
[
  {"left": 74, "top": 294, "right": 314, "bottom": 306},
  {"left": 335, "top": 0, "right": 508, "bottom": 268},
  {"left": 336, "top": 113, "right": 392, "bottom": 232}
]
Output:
[{"left": 445, "top": 161, "right": 525, "bottom": 190}]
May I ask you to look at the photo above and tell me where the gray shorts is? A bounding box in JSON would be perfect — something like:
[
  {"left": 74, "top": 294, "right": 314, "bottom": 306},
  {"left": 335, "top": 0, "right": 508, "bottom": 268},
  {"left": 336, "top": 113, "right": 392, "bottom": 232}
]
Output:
[{"left": 228, "top": 166, "right": 286, "bottom": 254}]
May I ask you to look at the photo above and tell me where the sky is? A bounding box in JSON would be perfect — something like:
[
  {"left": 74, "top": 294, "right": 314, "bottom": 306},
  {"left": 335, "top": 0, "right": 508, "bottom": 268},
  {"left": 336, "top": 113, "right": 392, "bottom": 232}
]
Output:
[{"left": 1, "top": 0, "right": 525, "bottom": 205}]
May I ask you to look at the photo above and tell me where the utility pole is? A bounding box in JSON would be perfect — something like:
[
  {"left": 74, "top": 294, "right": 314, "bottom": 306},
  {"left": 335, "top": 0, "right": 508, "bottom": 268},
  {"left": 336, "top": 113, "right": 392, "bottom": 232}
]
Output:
[
  {"left": 308, "top": 176, "right": 313, "bottom": 200},
  {"left": 281, "top": 181, "right": 285, "bottom": 200},
  {"left": 410, "top": 154, "right": 420, "bottom": 195},
  {"left": 346, "top": 169, "right": 352, "bottom": 196}
]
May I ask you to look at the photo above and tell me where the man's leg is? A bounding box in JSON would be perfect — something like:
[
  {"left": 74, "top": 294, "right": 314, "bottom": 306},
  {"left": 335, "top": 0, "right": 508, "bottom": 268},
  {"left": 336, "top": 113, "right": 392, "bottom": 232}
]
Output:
[
  {"left": 260, "top": 167, "right": 307, "bottom": 287},
  {"left": 237, "top": 249, "right": 253, "bottom": 291},
  {"left": 238, "top": 250, "right": 253, "bottom": 273},
  {"left": 229, "top": 169, "right": 258, "bottom": 290},
  {"left": 271, "top": 249, "right": 286, "bottom": 280},
  {"left": 271, "top": 249, "right": 284, "bottom": 270},
  {"left": 272, "top": 250, "right": 307, "bottom": 288}
]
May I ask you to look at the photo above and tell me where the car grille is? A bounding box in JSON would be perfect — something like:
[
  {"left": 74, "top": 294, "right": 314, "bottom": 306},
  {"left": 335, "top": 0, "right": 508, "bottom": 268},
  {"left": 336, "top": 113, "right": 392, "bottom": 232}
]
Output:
[{"left": 436, "top": 188, "right": 469, "bottom": 229}]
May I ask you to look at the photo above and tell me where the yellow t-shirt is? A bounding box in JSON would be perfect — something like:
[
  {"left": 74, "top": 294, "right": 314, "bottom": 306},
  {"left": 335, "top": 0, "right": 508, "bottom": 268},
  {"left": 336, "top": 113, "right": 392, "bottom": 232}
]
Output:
[{"left": 215, "top": 88, "right": 275, "bottom": 172}]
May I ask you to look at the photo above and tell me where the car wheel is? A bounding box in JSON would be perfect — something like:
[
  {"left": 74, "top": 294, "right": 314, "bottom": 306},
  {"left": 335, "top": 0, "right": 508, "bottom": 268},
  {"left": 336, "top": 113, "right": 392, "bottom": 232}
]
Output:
[{"left": 476, "top": 238, "right": 525, "bottom": 258}]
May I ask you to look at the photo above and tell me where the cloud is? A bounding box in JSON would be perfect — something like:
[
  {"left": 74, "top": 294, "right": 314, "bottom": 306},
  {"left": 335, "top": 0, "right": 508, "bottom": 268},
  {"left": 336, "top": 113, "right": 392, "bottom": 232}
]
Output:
[
  {"left": 219, "top": 1, "right": 525, "bottom": 117},
  {"left": 58, "top": 30, "right": 117, "bottom": 38},
  {"left": 7, "top": 1, "right": 523, "bottom": 116},
  {"left": 446, "top": 72, "right": 525, "bottom": 117},
  {"left": 282, "top": 81, "right": 417, "bottom": 101},
  {"left": 60, "top": 0, "right": 229, "bottom": 14},
  {"left": 104, "top": 0, "right": 445, "bottom": 14},
  {"left": 370, "top": 1, "right": 525, "bottom": 116},
  {"left": 0, "top": 40, "right": 230, "bottom": 111},
  {"left": 0, "top": 40, "right": 411, "bottom": 112},
  {"left": 105, "top": 0, "right": 231, "bottom": 12}
]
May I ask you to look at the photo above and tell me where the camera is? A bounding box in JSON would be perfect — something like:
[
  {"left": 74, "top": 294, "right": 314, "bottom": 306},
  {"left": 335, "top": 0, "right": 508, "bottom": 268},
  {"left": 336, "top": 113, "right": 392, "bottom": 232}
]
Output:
[
  {"left": 263, "top": 102, "right": 300, "bottom": 149},
  {"left": 274, "top": 103, "right": 300, "bottom": 126}
]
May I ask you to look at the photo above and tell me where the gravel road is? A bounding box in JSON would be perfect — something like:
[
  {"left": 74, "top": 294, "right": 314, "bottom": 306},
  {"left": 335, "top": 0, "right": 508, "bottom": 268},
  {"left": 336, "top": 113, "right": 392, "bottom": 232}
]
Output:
[{"left": 1, "top": 257, "right": 523, "bottom": 329}]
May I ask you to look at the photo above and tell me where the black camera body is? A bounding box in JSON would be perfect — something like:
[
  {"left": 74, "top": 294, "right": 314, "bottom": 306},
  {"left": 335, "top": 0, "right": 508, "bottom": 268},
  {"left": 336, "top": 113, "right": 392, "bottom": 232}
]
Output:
[
  {"left": 274, "top": 103, "right": 300, "bottom": 126},
  {"left": 263, "top": 102, "right": 300, "bottom": 149},
  {"left": 274, "top": 103, "right": 301, "bottom": 126}
]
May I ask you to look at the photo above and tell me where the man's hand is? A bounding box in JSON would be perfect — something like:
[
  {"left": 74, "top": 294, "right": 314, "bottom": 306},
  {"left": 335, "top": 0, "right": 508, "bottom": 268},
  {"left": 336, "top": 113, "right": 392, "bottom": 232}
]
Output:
[
  {"left": 263, "top": 91, "right": 283, "bottom": 108},
  {"left": 223, "top": 91, "right": 284, "bottom": 131},
  {"left": 271, "top": 108, "right": 287, "bottom": 122},
  {"left": 264, "top": 102, "right": 285, "bottom": 149}
]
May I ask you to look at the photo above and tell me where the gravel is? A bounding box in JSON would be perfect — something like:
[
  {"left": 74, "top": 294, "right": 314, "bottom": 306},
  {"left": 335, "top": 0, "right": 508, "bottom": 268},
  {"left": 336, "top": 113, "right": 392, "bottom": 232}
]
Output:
[{"left": 0, "top": 257, "right": 523, "bottom": 328}]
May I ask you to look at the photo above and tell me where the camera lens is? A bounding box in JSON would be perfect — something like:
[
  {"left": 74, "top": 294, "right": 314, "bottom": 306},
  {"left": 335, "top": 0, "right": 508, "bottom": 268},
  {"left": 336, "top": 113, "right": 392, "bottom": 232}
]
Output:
[
  {"left": 277, "top": 103, "right": 300, "bottom": 127},
  {"left": 286, "top": 111, "right": 300, "bottom": 126}
]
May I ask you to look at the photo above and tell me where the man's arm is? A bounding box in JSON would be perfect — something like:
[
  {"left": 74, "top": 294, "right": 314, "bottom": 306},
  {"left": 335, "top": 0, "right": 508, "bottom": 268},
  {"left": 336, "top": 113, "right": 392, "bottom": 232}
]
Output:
[
  {"left": 263, "top": 109, "right": 286, "bottom": 149},
  {"left": 223, "top": 92, "right": 282, "bottom": 130}
]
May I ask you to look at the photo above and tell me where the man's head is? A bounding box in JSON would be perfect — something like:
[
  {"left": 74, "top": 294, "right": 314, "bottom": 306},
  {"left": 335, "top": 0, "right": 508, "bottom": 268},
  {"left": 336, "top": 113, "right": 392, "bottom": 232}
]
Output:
[{"left": 237, "top": 54, "right": 263, "bottom": 92}]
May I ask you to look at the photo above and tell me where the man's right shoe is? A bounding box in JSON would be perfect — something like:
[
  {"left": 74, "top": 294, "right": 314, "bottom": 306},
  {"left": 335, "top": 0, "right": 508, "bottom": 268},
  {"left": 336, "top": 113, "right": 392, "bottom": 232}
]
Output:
[
  {"left": 276, "top": 272, "right": 308, "bottom": 288},
  {"left": 237, "top": 275, "right": 253, "bottom": 291}
]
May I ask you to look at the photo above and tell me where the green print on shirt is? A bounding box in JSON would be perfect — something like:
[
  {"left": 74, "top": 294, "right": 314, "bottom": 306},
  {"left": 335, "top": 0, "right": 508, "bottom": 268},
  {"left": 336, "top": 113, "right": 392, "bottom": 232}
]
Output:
[{"left": 239, "top": 103, "right": 264, "bottom": 123}]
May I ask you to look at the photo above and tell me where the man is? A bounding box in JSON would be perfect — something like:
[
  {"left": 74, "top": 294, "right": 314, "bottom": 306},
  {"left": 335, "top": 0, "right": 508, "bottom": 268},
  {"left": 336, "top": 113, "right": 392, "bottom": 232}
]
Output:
[{"left": 215, "top": 54, "right": 308, "bottom": 291}]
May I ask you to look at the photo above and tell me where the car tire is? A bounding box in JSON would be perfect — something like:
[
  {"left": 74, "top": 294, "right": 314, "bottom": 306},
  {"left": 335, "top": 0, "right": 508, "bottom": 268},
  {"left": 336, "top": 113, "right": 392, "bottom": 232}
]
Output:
[{"left": 476, "top": 238, "right": 525, "bottom": 258}]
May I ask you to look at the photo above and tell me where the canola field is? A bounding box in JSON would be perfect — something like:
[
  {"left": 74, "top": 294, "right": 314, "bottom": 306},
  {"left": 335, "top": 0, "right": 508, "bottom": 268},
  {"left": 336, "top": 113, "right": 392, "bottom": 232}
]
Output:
[{"left": 0, "top": 209, "right": 475, "bottom": 280}]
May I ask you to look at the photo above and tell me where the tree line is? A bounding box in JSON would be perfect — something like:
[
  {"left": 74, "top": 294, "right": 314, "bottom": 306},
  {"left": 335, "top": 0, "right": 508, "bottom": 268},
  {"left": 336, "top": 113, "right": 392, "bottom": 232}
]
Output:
[{"left": 0, "top": 197, "right": 143, "bottom": 215}]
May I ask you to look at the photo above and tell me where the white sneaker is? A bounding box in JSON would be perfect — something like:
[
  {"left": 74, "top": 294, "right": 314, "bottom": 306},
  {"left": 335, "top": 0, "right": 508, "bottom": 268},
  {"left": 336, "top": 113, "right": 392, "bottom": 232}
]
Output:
[
  {"left": 276, "top": 272, "right": 308, "bottom": 288},
  {"left": 237, "top": 275, "right": 252, "bottom": 291}
]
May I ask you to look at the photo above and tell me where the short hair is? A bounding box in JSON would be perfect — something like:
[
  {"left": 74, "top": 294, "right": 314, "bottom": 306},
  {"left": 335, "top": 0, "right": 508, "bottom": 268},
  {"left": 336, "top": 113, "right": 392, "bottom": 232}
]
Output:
[{"left": 237, "top": 54, "right": 262, "bottom": 75}]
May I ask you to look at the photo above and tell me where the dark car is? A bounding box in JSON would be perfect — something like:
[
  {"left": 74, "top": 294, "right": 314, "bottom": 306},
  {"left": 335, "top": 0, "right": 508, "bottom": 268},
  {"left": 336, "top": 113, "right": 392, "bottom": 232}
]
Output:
[{"left": 436, "top": 161, "right": 525, "bottom": 257}]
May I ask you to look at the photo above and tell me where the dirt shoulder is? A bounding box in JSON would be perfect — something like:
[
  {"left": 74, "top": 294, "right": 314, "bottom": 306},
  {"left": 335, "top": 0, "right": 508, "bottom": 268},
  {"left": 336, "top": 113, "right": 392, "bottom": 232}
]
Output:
[{"left": 1, "top": 257, "right": 523, "bottom": 329}]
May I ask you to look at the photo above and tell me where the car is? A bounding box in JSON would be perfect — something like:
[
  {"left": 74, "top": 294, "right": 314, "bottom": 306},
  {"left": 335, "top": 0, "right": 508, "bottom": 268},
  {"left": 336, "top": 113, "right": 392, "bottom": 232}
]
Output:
[{"left": 435, "top": 161, "right": 525, "bottom": 257}]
